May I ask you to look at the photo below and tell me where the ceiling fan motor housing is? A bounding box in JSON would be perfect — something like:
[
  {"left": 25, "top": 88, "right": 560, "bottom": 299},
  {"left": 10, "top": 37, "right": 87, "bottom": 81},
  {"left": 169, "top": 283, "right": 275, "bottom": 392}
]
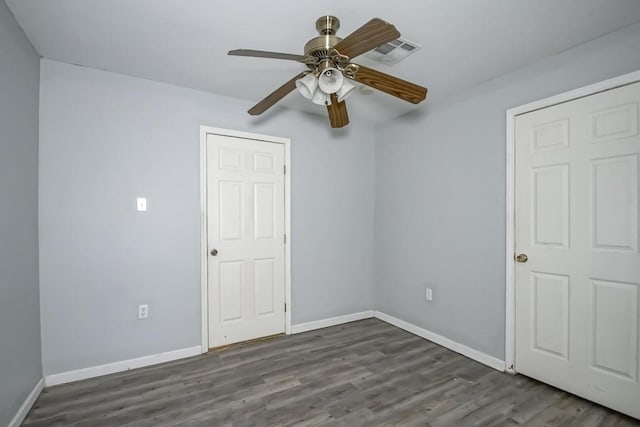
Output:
[
  {"left": 304, "top": 16, "right": 343, "bottom": 68},
  {"left": 304, "top": 35, "right": 342, "bottom": 62}
]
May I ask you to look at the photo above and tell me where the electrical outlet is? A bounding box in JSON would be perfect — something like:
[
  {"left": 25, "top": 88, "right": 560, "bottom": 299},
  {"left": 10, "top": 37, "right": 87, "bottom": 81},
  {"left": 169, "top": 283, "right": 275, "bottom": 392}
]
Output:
[
  {"left": 136, "top": 197, "right": 147, "bottom": 212},
  {"left": 425, "top": 288, "right": 433, "bottom": 301},
  {"left": 138, "top": 304, "right": 149, "bottom": 319}
]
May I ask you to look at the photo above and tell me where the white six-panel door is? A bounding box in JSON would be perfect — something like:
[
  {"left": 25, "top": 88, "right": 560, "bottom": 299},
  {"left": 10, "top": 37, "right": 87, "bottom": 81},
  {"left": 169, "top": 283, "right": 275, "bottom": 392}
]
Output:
[
  {"left": 207, "top": 133, "right": 285, "bottom": 348},
  {"left": 515, "top": 82, "right": 640, "bottom": 419}
]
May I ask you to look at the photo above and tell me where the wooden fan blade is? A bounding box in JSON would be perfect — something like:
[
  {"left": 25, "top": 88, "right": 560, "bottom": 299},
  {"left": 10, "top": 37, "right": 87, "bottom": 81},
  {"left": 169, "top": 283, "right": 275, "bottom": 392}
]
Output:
[
  {"left": 333, "top": 18, "right": 400, "bottom": 60},
  {"left": 326, "top": 94, "right": 349, "bottom": 128},
  {"left": 228, "top": 49, "right": 307, "bottom": 62},
  {"left": 350, "top": 65, "right": 427, "bottom": 104},
  {"left": 248, "top": 72, "right": 307, "bottom": 116}
]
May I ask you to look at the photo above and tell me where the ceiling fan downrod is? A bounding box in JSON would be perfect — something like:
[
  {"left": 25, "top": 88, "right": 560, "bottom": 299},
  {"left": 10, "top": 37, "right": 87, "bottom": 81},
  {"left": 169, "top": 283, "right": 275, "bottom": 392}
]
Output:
[{"left": 316, "top": 15, "right": 340, "bottom": 35}]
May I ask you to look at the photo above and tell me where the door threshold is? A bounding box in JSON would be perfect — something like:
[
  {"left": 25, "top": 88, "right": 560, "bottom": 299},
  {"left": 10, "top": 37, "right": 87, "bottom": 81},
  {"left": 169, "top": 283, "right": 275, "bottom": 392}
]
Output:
[{"left": 208, "top": 333, "right": 285, "bottom": 353}]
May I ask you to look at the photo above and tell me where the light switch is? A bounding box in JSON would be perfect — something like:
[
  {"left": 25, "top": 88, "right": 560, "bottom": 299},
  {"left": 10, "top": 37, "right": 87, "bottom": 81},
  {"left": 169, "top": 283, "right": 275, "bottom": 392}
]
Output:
[
  {"left": 138, "top": 304, "right": 149, "bottom": 319},
  {"left": 136, "top": 197, "right": 147, "bottom": 212}
]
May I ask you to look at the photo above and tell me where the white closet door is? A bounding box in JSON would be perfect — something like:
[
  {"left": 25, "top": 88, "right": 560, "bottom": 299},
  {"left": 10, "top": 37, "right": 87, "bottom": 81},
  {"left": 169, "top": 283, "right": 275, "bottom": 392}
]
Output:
[{"left": 515, "top": 82, "right": 640, "bottom": 419}]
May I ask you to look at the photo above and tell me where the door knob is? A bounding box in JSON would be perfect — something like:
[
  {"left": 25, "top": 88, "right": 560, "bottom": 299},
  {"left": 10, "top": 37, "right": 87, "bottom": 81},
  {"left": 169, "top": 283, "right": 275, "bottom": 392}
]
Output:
[
  {"left": 515, "top": 253, "right": 528, "bottom": 263},
  {"left": 210, "top": 249, "right": 218, "bottom": 256}
]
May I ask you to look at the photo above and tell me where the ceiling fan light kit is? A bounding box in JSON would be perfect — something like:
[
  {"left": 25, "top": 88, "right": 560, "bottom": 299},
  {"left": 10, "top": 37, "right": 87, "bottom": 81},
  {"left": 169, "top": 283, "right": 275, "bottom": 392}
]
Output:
[
  {"left": 295, "top": 73, "right": 318, "bottom": 100},
  {"left": 312, "top": 89, "right": 331, "bottom": 106},
  {"left": 228, "top": 15, "right": 428, "bottom": 128},
  {"left": 336, "top": 79, "right": 356, "bottom": 102},
  {"left": 317, "top": 67, "right": 344, "bottom": 94}
]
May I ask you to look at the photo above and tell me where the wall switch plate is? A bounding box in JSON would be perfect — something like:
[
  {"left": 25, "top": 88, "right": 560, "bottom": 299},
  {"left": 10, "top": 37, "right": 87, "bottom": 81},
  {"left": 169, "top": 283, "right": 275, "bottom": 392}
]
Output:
[
  {"left": 425, "top": 288, "right": 433, "bottom": 301},
  {"left": 138, "top": 304, "right": 149, "bottom": 319},
  {"left": 136, "top": 197, "right": 147, "bottom": 212}
]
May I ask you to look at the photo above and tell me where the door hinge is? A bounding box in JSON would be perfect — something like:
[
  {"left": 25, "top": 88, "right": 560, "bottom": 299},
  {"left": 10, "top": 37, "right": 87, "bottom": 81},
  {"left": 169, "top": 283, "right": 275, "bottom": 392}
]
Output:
[
  {"left": 283, "top": 165, "right": 286, "bottom": 175},
  {"left": 284, "top": 234, "right": 287, "bottom": 244},
  {"left": 284, "top": 303, "right": 287, "bottom": 312}
]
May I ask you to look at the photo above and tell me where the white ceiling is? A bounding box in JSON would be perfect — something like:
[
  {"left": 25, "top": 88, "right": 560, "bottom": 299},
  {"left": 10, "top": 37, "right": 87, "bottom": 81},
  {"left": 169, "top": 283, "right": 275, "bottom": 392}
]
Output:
[{"left": 7, "top": 0, "right": 640, "bottom": 123}]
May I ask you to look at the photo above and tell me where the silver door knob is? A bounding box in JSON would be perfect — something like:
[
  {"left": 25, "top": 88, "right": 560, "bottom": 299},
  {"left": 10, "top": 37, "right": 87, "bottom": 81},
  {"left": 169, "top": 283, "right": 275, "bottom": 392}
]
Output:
[
  {"left": 515, "top": 253, "right": 528, "bottom": 263},
  {"left": 210, "top": 249, "right": 218, "bottom": 256}
]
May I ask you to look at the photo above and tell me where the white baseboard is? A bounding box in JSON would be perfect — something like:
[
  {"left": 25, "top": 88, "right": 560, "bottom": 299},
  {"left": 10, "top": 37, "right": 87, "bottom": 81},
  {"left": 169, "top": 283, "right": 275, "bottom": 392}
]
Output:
[
  {"left": 374, "top": 311, "right": 506, "bottom": 372},
  {"left": 44, "top": 346, "right": 201, "bottom": 387},
  {"left": 41, "top": 314, "right": 503, "bottom": 388},
  {"left": 8, "top": 377, "right": 44, "bottom": 427},
  {"left": 291, "top": 310, "right": 374, "bottom": 334}
]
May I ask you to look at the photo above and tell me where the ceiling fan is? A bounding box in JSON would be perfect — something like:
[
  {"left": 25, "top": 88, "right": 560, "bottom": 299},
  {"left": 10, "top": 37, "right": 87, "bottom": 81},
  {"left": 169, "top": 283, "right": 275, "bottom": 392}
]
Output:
[{"left": 228, "top": 16, "right": 428, "bottom": 128}]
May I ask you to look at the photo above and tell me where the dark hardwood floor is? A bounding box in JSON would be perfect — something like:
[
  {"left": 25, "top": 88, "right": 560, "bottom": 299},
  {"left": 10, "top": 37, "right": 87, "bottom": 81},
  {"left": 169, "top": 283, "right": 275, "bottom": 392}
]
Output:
[{"left": 23, "top": 319, "right": 639, "bottom": 426}]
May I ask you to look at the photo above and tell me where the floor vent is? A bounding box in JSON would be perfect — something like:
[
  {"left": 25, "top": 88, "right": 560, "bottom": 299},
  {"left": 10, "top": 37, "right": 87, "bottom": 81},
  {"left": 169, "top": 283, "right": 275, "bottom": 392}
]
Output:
[{"left": 365, "top": 37, "right": 421, "bottom": 66}]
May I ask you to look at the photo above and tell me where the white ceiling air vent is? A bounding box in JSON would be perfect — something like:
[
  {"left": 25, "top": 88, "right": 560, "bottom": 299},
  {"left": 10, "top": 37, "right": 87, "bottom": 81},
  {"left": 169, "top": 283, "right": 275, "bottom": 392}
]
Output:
[{"left": 365, "top": 37, "right": 421, "bottom": 66}]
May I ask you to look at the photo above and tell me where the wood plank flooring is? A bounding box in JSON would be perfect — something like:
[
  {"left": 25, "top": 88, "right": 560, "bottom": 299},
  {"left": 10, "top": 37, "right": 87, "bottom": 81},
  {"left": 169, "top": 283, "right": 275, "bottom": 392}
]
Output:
[{"left": 23, "top": 319, "right": 640, "bottom": 426}]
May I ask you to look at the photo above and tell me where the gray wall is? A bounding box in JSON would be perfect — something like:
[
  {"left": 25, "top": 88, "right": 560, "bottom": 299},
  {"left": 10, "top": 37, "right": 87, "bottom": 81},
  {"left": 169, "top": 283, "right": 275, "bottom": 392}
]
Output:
[
  {"left": 35, "top": 15, "right": 640, "bottom": 379},
  {"left": 0, "top": 1, "right": 42, "bottom": 424},
  {"left": 374, "top": 22, "right": 640, "bottom": 360},
  {"left": 38, "top": 59, "right": 375, "bottom": 375}
]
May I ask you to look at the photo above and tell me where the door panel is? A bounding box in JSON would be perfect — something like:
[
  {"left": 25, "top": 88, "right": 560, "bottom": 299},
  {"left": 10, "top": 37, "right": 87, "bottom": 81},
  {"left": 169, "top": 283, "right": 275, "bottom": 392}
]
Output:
[
  {"left": 531, "top": 272, "right": 569, "bottom": 359},
  {"left": 590, "top": 279, "right": 638, "bottom": 381},
  {"left": 591, "top": 155, "right": 638, "bottom": 252},
  {"left": 254, "top": 183, "right": 275, "bottom": 239},
  {"left": 515, "top": 81, "right": 640, "bottom": 419},
  {"left": 532, "top": 164, "right": 569, "bottom": 247},
  {"left": 254, "top": 258, "right": 275, "bottom": 316},
  {"left": 590, "top": 102, "right": 638, "bottom": 143},
  {"left": 219, "top": 181, "right": 243, "bottom": 241},
  {"left": 207, "top": 134, "right": 285, "bottom": 347},
  {"left": 220, "top": 261, "right": 243, "bottom": 322}
]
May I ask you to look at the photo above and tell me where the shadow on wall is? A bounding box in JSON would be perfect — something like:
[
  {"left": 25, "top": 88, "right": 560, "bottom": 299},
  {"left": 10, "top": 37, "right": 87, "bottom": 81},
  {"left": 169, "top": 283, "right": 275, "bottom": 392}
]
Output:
[{"left": 391, "top": 103, "right": 432, "bottom": 126}]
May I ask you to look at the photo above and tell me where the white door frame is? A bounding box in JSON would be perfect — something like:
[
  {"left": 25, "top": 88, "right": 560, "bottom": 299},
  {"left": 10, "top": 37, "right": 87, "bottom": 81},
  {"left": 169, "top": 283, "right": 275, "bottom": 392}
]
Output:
[
  {"left": 505, "top": 70, "right": 640, "bottom": 374},
  {"left": 199, "top": 126, "right": 292, "bottom": 353}
]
